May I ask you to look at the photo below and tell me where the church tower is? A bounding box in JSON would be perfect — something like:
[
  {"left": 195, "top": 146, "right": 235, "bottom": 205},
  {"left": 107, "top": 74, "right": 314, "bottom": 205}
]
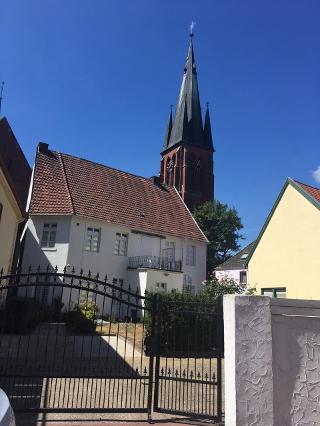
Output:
[{"left": 160, "top": 34, "right": 214, "bottom": 212}]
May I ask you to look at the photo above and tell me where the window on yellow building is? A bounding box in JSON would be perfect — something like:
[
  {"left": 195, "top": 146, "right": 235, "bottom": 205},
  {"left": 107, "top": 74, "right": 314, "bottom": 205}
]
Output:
[{"left": 261, "top": 287, "right": 286, "bottom": 298}]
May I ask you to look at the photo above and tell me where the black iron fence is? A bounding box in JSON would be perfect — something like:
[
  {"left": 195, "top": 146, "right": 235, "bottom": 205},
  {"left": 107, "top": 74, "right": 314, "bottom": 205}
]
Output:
[{"left": 0, "top": 267, "right": 223, "bottom": 422}]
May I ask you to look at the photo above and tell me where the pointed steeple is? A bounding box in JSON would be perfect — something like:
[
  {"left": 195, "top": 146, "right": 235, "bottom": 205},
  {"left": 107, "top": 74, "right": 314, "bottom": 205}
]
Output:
[
  {"left": 163, "top": 34, "right": 206, "bottom": 151},
  {"left": 204, "top": 103, "right": 214, "bottom": 151},
  {"left": 163, "top": 107, "right": 173, "bottom": 150}
]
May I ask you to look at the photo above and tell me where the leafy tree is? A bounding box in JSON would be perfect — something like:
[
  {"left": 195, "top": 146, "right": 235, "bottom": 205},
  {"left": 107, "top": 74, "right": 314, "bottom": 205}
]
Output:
[{"left": 193, "top": 200, "right": 243, "bottom": 275}]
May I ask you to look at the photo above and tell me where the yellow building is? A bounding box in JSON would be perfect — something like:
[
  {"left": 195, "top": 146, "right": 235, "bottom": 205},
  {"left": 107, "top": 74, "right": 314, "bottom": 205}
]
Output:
[
  {"left": 247, "top": 178, "right": 320, "bottom": 300},
  {"left": 0, "top": 117, "right": 31, "bottom": 273}
]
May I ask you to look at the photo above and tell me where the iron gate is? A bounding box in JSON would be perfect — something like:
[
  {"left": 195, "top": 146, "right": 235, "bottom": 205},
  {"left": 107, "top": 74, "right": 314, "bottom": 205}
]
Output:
[
  {"left": 152, "top": 296, "right": 223, "bottom": 422},
  {"left": 0, "top": 268, "right": 223, "bottom": 422}
]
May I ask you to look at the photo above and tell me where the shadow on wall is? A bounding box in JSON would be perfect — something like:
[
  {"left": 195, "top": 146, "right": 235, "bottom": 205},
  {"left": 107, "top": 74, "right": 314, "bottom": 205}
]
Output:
[
  {"left": 272, "top": 315, "right": 320, "bottom": 424},
  {"left": 21, "top": 224, "right": 70, "bottom": 272}
]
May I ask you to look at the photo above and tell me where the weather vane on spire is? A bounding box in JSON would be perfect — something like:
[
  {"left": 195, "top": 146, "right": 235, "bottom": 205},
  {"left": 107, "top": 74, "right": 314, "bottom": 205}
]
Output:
[
  {"left": 190, "top": 21, "right": 196, "bottom": 37},
  {"left": 0, "top": 82, "right": 4, "bottom": 115}
]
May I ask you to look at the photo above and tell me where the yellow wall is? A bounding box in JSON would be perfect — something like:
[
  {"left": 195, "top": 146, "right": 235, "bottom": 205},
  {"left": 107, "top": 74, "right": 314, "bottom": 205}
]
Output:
[
  {"left": 248, "top": 183, "right": 320, "bottom": 300},
  {"left": 0, "top": 170, "right": 22, "bottom": 272}
]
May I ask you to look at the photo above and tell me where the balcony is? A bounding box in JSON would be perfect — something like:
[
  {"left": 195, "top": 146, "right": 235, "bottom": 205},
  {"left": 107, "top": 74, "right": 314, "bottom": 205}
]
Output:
[{"left": 128, "top": 256, "right": 182, "bottom": 273}]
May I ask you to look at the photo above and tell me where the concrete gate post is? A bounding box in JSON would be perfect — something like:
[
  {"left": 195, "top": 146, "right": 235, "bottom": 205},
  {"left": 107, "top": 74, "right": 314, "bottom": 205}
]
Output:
[{"left": 223, "top": 295, "right": 274, "bottom": 426}]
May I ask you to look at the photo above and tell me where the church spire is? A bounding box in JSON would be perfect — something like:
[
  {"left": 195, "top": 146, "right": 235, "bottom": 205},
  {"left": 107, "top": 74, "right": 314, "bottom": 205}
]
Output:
[
  {"left": 204, "top": 103, "right": 214, "bottom": 151},
  {"left": 160, "top": 30, "right": 215, "bottom": 211},
  {"left": 163, "top": 107, "right": 173, "bottom": 150},
  {"left": 163, "top": 33, "right": 208, "bottom": 152}
]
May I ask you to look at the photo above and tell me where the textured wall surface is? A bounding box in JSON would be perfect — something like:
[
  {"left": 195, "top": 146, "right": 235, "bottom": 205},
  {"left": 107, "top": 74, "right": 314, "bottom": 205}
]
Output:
[
  {"left": 224, "top": 296, "right": 320, "bottom": 426},
  {"left": 273, "top": 313, "right": 320, "bottom": 425},
  {"left": 234, "top": 296, "right": 274, "bottom": 426}
]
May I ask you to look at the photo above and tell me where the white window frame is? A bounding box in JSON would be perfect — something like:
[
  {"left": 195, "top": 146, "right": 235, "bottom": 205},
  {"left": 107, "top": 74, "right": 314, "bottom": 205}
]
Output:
[
  {"left": 85, "top": 227, "right": 101, "bottom": 253},
  {"left": 41, "top": 223, "right": 57, "bottom": 248},
  {"left": 114, "top": 233, "right": 128, "bottom": 256},
  {"left": 239, "top": 270, "right": 247, "bottom": 284},
  {"left": 162, "top": 241, "right": 175, "bottom": 261},
  {"left": 155, "top": 282, "right": 167, "bottom": 292},
  {"left": 186, "top": 245, "right": 196, "bottom": 266},
  {"left": 183, "top": 274, "right": 193, "bottom": 293}
]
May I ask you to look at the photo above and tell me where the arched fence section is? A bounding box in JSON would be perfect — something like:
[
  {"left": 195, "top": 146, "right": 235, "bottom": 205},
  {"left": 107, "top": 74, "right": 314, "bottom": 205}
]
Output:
[{"left": 0, "top": 267, "right": 223, "bottom": 422}]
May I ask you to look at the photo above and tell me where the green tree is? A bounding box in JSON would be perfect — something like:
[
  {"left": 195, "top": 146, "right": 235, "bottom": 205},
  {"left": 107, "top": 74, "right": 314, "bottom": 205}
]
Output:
[{"left": 193, "top": 200, "right": 243, "bottom": 275}]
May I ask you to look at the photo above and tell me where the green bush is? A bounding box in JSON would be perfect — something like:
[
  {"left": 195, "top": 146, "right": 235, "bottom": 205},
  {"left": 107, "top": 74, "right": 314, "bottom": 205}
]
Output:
[{"left": 62, "top": 300, "right": 99, "bottom": 334}]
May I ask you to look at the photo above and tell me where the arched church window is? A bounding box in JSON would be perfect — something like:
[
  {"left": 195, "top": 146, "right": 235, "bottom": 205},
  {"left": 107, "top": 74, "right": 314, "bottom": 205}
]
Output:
[
  {"left": 174, "top": 154, "right": 180, "bottom": 189},
  {"left": 189, "top": 153, "right": 196, "bottom": 191},
  {"left": 166, "top": 157, "right": 175, "bottom": 186}
]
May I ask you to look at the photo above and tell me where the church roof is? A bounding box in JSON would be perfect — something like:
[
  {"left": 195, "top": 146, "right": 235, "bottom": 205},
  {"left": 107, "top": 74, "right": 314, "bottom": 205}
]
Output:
[
  {"left": 163, "top": 36, "right": 214, "bottom": 153},
  {"left": 0, "top": 117, "right": 32, "bottom": 215},
  {"left": 29, "top": 145, "right": 207, "bottom": 243}
]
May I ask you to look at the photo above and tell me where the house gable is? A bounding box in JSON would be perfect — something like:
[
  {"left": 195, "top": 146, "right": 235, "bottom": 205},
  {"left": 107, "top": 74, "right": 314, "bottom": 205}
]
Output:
[{"left": 247, "top": 179, "right": 320, "bottom": 298}]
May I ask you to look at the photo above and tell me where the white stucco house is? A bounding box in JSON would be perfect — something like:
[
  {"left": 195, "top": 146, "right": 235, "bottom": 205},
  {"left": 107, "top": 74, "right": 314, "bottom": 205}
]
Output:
[
  {"left": 21, "top": 143, "right": 208, "bottom": 312},
  {"left": 214, "top": 241, "right": 255, "bottom": 286}
]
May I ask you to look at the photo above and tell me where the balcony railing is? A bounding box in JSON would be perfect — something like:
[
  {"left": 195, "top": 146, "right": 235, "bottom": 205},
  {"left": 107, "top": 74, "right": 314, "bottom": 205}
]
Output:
[{"left": 128, "top": 256, "right": 182, "bottom": 272}]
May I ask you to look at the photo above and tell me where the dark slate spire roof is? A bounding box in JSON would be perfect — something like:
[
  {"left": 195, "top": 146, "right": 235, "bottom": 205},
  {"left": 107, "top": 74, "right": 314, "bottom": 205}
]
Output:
[
  {"left": 204, "top": 104, "right": 215, "bottom": 151},
  {"left": 163, "top": 108, "right": 173, "bottom": 150},
  {"left": 163, "top": 35, "right": 213, "bottom": 152}
]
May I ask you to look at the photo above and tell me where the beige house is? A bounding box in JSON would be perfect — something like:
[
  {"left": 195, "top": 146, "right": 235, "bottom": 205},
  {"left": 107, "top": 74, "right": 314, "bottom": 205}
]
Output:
[
  {"left": 247, "top": 178, "right": 320, "bottom": 299},
  {"left": 0, "top": 117, "right": 31, "bottom": 272}
]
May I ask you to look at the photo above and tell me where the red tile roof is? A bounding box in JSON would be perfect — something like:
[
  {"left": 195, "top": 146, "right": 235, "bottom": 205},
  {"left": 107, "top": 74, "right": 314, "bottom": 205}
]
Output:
[
  {"left": 294, "top": 180, "right": 320, "bottom": 204},
  {"left": 30, "top": 147, "right": 207, "bottom": 243},
  {"left": 0, "top": 117, "right": 32, "bottom": 215}
]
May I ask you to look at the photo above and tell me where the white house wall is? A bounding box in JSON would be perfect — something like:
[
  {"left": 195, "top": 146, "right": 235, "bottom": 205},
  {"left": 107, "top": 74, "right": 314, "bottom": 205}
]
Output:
[
  {"left": 215, "top": 269, "right": 247, "bottom": 285},
  {"left": 23, "top": 215, "right": 207, "bottom": 293},
  {"left": 22, "top": 215, "right": 72, "bottom": 272}
]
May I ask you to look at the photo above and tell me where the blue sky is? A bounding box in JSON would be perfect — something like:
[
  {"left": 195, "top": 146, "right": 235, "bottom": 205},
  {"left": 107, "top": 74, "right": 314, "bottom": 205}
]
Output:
[{"left": 1, "top": 0, "right": 320, "bottom": 246}]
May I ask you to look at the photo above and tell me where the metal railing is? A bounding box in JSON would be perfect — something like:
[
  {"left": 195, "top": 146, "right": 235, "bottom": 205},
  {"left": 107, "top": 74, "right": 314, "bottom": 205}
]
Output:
[{"left": 128, "top": 256, "right": 182, "bottom": 272}]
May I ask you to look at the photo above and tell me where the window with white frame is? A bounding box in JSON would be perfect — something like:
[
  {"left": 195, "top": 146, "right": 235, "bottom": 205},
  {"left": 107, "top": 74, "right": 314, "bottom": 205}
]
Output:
[
  {"left": 239, "top": 270, "right": 247, "bottom": 284},
  {"left": 186, "top": 245, "right": 196, "bottom": 266},
  {"left": 41, "top": 223, "right": 57, "bottom": 248},
  {"left": 162, "top": 241, "right": 175, "bottom": 261},
  {"left": 85, "top": 227, "right": 101, "bottom": 252},
  {"left": 114, "top": 233, "right": 128, "bottom": 256},
  {"left": 155, "top": 282, "right": 167, "bottom": 292},
  {"left": 183, "top": 274, "right": 193, "bottom": 293}
]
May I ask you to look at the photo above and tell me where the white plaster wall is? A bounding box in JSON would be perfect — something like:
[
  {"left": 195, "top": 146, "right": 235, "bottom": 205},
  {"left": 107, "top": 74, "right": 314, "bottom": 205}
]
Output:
[
  {"left": 145, "top": 269, "right": 183, "bottom": 293},
  {"left": 224, "top": 295, "right": 274, "bottom": 426},
  {"left": 216, "top": 269, "right": 241, "bottom": 282},
  {"left": 22, "top": 215, "right": 72, "bottom": 271},
  {"left": 224, "top": 295, "right": 320, "bottom": 426},
  {"left": 182, "top": 240, "right": 207, "bottom": 292},
  {"left": 23, "top": 215, "right": 206, "bottom": 293},
  {"left": 271, "top": 299, "right": 320, "bottom": 425}
]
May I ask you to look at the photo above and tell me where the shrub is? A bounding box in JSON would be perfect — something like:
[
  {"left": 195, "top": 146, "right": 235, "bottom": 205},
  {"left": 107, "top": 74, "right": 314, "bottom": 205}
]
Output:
[
  {"left": 62, "top": 300, "right": 99, "bottom": 334},
  {"left": 144, "top": 291, "right": 222, "bottom": 357}
]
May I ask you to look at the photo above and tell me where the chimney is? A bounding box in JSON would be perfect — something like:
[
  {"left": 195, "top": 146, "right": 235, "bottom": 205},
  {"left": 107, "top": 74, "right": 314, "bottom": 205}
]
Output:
[
  {"left": 37, "top": 142, "right": 49, "bottom": 154},
  {"left": 150, "top": 175, "right": 161, "bottom": 186}
]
